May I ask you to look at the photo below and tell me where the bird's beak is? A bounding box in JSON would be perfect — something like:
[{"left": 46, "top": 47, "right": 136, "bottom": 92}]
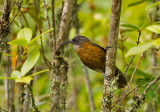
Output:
[{"left": 55, "top": 40, "right": 73, "bottom": 55}]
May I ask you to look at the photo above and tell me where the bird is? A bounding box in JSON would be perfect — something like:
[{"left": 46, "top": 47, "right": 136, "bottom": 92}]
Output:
[{"left": 56, "top": 35, "right": 127, "bottom": 88}]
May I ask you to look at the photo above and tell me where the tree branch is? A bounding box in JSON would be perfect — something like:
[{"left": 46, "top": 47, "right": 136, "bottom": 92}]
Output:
[
  {"left": 118, "top": 52, "right": 145, "bottom": 109},
  {"left": 0, "top": 0, "right": 12, "bottom": 58},
  {"left": 128, "top": 72, "right": 160, "bottom": 112},
  {"left": 50, "top": 0, "right": 74, "bottom": 111},
  {"left": 42, "top": 0, "right": 54, "bottom": 58},
  {"left": 82, "top": 64, "right": 96, "bottom": 112},
  {"left": 51, "top": 0, "right": 56, "bottom": 50},
  {"left": 124, "top": 30, "right": 142, "bottom": 75},
  {"left": 101, "top": 0, "right": 122, "bottom": 111}
]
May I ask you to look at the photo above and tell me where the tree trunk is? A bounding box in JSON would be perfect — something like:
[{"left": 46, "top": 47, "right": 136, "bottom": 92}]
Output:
[
  {"left": 101, "top": 0, "right": 122, "bottom": 111},
  {"left": 1, "top": 0, "right": 13, "bottom": 111},
  {"left": 0, "top": 0, "right": 12, "bottom": 56},
  {"left": 50, "top": 0, "right": 74, "bottom": 111}
]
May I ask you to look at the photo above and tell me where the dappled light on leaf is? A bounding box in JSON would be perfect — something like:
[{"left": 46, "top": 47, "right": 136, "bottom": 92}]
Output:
[
  {"left": 17, "top": 28, "right": 32, "bottom": 43},
  {"left": 15, "top": 76, "right": 33, "bottom": 84},
  {"left": 11, "top": 70, "right": 22, "bottom": 78},
  {"left": 146, "top": 25, "right": 160, "bottom": 34},
  {"left": 21, "top": 51, "right": 40, "bottom": 76},
  {"left": 8, "top": 39, "right": 28, "bottom": 47},
  {"left": 152, "top": 38, "right": 160, "bottom": 48},
  {"left": 126, "top": 42, "right": 152, "bottom": 57},
  {"left": 120, "top": 23, "right": 139, "bottom": 30}
]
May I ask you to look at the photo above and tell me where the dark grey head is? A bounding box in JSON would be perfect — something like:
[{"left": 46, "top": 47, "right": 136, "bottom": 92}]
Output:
[
  {"left": 55, "top": 35, "right": 90, "bottom": 55},
  {"left": 72, "top": 36, "right": 90, "bottom": 45}
]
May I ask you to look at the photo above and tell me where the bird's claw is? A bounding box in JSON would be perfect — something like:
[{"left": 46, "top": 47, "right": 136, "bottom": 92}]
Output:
[
  {"left": 102, "top": 73, "right": 111, "bottom": 80},
  {"left": 104, "top": 46, "right": 112, "bottom": 50}
]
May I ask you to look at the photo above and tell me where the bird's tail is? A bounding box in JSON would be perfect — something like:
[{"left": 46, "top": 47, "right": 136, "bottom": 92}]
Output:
[
  {"left": 102, "top": 67, "right": 127, "bottom": 88},
  {"left": 115, "top": 67, "right": 127, "bottom": 88}
]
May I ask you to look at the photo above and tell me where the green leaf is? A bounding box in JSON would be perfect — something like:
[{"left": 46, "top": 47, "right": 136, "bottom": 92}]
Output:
[
  {"left": 11, "top": 70, "right": 22, "bottom": 78},
  {"left": 152, "top": 38, "right": 160, "bottom": 48},
  {"left": 27, "top": 10, "right": 44, "bottom": 27},
  {"left": 29, "top": 38, "right": 45, "bottom": 47},
  {"left": 128, "top": 68, "right": 153, "bottom": 79},
  {"left": 147, "top": 1, "right": 160, "bottom": 9},
  {"left": 17, "top": 28, "right": 32, "bottom": 43},
  {"left": 27, "top": 44, "right": 41, "bottom": 55},
  {"left": 21, "top": 51, "right": 40, "bottom": 76},
  {"left": 126, "top": 42, "right": 152, "bottom": 57},
  {"left": 28, "top": 69, "right": 49, "bottom": 77},
  {"left": 128, "top": 0, "right": 149, "bottom": 7},
  {"left": 146, "top": 25, "right": 160, "bottom": 34},
  {"left": 8, "top": 39, "right": 28, "bottom": 47},
  {"left": 120, "top": 23, "right": 139, "bottom": 30},
  {"left": 29, "top": 28, "right": 54, "bottom": 45},
  {"left": 15, "top": 76, "right": 33, "bottom": 84}
]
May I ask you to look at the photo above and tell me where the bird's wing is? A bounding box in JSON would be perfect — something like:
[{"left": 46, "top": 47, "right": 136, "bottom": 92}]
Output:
[{"left": 91, "top": 43, "right": 106, "bottom": 52}]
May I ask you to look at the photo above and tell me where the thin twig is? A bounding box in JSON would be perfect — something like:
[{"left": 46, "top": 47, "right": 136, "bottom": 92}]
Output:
[
  {"left": 136, "top": 30, "right": 141, "bottom": 45},
  {"left": 14, "top": 0, "right": 29, "bottom": 27},
  {"left": 112, "top": 83, "right": 148, "bottom": 108},
  {"left": 82, "top": 64, "right": 96, "bottom": 112},
  {"left": 124, "top": 31, "right": 142, "bottom": 75},
  {"left": 20, "top": 10, "right": 29, "bottom": 27},
  {"left": 118, "top": 52, "right": 145, "bottom": 109},
  {"left": 143, "top": 74, "right": 160, "bottom": 95},
  {"left": 124, "top": 55, "right": 135, "bottom": 75},
  {"left": 39, "top": 30, "right": 52, "bottom": 70},
  {"left": 127, "top": 72, "right": 160, "bottom": 111},
  {"left": 6, "top": 0, "right": 22, "bottom": 27},
  {"left": 40, "top": 49, "right": 51, "bottom": 69}
]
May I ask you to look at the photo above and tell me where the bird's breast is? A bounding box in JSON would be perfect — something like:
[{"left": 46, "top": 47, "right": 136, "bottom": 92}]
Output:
[{"left": 75, "top": 42, "right": 106, "bottom": 72}]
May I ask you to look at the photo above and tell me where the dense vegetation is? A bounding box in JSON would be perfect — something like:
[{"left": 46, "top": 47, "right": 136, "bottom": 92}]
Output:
[{"left": 0, "top": 0, "right": 160, "bottom": 112}]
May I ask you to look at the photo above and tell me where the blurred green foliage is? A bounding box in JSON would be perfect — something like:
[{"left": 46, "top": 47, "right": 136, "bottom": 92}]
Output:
[{"left": 0, "top": 0, "right": 160, "bottom": 111}]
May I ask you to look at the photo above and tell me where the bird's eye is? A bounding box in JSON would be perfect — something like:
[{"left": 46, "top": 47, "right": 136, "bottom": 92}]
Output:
[
  {"left": 80, "top": 45, "right": 82, "bottom": 47},
  {"left": 72, "top": 38, "right": 75, "bottom": 42}
]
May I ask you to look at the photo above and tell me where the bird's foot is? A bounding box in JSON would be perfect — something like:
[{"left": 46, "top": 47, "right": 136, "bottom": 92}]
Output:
[
  {"left": 104, "top": 46, "right": 112, "bottom": 50},
  {"left": 102, "top": 73, "right": 111, "bottom": 80}
]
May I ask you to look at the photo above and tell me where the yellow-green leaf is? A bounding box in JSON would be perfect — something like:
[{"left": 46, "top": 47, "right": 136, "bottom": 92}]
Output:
[
  {"left": 146, "top": 25, "right": 160, "bottom": 34},
  {"left": 126, "top": 42, "right": 152, "bottom": 57},
  {"left": 27, "top": 44, "right": 41, "bottom": 55},
  {"left": 15, "top": 76, "right": 33, "bottom": 84},
  {"left": 21, "top": 51, "right": 40, "bottom": 76},
  {"left": 128, "top": 0, "right": 149, "bottom": 7},
  {"left": 17, "top": 28, "right": 32, "bottom": 43},
  {"left": 8, "top": 39, "right": 28, "bottom": 47},
  {"left": 152, "top": 38, "right": 160, "bottom": 48},
  {"left": 11, "top": 70, "right": 22, "bottom": 78},
  {"left": 29, "top": 28, "right": 53, "bottom": 45},
  {"left": 120, "top": 23, "right": 139, "bottom": 30},
  {"left": 147, "top": 1, "right": 160, "bottom": 9}
]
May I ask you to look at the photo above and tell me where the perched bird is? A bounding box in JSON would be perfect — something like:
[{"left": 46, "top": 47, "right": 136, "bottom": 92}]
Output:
[{"left": 56, "top": 35, "right": 127, "bottom": 88}]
